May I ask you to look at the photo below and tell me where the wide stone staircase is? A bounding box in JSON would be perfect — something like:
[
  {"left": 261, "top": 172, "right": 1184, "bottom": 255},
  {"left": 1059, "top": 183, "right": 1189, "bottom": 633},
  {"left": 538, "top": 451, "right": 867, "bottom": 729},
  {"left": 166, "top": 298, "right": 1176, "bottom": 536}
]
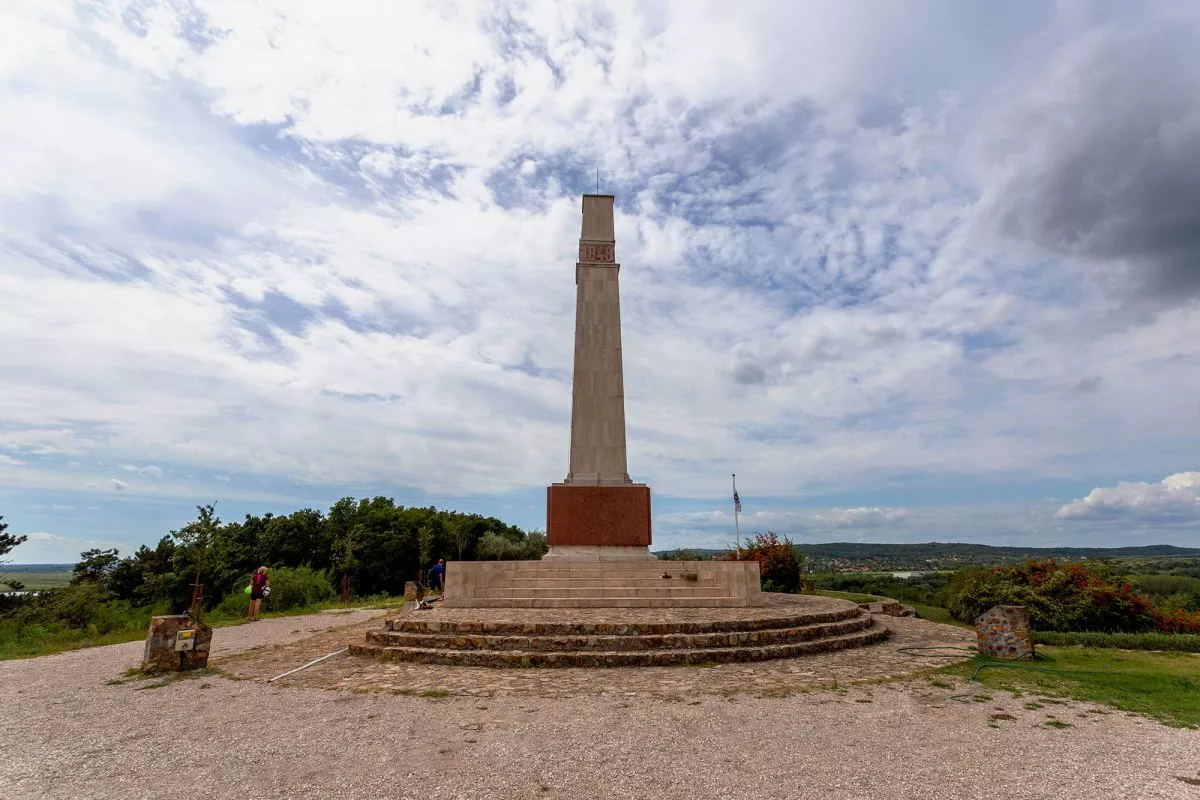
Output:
[
  {"left": 443, "top": 559, "right": 761, "bottom": 608},
  {"left": 349, "top": 597, "right": 889, "bottom": 667}
]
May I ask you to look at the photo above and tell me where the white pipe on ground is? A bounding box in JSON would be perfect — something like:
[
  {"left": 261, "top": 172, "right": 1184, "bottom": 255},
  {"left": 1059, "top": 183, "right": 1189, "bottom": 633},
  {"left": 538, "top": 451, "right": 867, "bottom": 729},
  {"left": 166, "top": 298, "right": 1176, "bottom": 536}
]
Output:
[{"left": 266, "top": 647, "right": 349, "bottom": 683}]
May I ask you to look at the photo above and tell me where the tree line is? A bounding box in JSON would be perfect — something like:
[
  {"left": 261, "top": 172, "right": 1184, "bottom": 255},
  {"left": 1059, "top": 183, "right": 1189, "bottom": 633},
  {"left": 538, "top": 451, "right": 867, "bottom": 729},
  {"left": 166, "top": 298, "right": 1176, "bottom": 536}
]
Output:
[{"left": 8, "top": 498, "right": 546, "bottom": 614}]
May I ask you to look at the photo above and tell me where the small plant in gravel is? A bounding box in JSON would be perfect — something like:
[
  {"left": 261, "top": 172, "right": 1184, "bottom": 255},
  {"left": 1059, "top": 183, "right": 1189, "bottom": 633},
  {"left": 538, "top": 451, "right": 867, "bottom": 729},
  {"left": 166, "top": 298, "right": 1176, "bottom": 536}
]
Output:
[
  {"left": 420, "top": 689, "right": 451, "bottom": 698},
  {"left": 1044, "top": 718, "right": 1073, "bottom": 729},
  {"left": 1025, "top": 701, "right": 1045, "bottom": 710},
  {"left": 990, "top": 713, "right": 1016, "bottom": 721}
]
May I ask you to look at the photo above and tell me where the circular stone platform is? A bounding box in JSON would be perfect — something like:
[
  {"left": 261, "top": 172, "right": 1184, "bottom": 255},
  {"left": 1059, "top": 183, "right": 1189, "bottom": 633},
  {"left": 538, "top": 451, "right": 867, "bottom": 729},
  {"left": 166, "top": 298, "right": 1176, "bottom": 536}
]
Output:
[{"left": 349, "top": 594, "right": 889, "bottom": 667}]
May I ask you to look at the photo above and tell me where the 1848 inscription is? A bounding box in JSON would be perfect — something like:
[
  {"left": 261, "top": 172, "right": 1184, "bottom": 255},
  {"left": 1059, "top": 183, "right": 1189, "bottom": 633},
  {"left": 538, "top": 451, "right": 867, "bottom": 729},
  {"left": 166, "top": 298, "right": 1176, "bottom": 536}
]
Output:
[{"left": 578, "top": 242, "right": 616, "bottom": 263}]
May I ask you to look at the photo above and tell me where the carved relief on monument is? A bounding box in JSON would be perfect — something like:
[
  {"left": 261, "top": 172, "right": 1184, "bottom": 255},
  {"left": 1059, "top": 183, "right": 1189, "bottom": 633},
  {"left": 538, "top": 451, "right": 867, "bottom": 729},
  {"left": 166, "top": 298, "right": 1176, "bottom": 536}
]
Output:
[{"left": 578, "top": 242, "right": 616, "bottom": 264}]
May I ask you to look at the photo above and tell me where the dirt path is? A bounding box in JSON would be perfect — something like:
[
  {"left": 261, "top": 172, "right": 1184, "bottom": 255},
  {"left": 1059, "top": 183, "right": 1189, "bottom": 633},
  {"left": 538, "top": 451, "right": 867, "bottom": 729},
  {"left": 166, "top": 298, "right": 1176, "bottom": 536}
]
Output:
[{"left": 2, "top": 610, "right": 1197, "bottom": 800}]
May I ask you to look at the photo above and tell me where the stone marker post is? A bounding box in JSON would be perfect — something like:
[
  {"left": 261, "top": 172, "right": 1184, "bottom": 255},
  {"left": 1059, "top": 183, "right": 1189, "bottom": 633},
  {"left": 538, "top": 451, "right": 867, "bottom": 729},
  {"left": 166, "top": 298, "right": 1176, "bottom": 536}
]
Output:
[
  {"left": 974, "top": 605, "right": 1034, "bottom": 660},
  {"left": 142, "top": 614, "right": 213, "bottom": 672}
]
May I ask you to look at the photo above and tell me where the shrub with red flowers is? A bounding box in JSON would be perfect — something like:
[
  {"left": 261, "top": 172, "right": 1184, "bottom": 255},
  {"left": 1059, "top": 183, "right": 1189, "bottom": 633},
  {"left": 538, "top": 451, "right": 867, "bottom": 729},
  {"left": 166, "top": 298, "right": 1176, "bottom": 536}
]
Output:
[
  {"left": 945, "top": 559, "right": 1176, "bottom": 633},
  {"left": 1154, "top": 607, "right": 1200, "bottom": 634},
  {"left": 719, "top": 531, "right": 804, "bottom": 593}
]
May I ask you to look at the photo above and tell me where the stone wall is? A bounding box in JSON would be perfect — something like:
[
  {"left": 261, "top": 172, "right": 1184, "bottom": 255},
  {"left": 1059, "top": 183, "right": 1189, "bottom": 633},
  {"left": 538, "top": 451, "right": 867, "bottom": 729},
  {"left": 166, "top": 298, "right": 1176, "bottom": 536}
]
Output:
[
  {"left": 142, "top": 614, "right": 213, "bottom": 672},
  {"left": 974, "top": 605, "right": 1034, "bottom": 660}
]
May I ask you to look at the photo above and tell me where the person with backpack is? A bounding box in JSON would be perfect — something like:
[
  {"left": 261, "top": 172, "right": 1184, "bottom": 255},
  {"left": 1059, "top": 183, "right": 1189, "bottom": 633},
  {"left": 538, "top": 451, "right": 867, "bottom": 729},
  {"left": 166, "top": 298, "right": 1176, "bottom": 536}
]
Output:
[{"left": 247, "top": 566, "right": 270, "bottom": 621}]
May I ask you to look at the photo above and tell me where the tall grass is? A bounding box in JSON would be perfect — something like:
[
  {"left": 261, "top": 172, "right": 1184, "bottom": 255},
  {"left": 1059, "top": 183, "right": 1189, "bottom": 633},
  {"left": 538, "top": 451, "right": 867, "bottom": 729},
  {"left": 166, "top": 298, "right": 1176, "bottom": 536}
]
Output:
[
  {"left": 1, "top": 566, "right": 398, "bottom": 661},
  {"left": 1032, "top": 630, "right": 1200, "bottom": 653}
]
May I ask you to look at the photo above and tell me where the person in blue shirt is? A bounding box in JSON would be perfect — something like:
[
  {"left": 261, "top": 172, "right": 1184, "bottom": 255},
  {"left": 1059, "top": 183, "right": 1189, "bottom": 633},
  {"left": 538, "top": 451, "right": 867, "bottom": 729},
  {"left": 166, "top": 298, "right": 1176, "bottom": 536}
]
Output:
[{"left": 427, "top": 559, "right": 446, "bottom": 593}]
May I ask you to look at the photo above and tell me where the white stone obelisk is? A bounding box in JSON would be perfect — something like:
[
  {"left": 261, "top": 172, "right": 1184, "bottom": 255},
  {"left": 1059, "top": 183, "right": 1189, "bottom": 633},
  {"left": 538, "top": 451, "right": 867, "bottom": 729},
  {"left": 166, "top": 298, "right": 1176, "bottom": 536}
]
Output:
[
  {"left": 544, "top": 194, "right": 653, "bottom": 561},
  {"left": 565, "top": 194, "right": 633, "bottom": 486}
]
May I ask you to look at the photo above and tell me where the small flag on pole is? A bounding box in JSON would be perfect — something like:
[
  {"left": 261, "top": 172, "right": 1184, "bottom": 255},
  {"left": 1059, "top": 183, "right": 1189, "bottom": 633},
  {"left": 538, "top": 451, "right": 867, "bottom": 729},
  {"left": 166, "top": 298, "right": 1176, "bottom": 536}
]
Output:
[{"left": 733, "top": 490, "right": 742, "bottom": 513}]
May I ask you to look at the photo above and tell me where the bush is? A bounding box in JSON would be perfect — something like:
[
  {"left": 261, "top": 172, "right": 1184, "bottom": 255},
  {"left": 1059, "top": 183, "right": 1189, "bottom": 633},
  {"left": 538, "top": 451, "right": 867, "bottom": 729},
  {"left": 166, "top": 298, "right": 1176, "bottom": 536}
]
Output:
[
  {"left": 945, "top": 560, "right": 1159, "bottom": 633},
  {"left": 215, "top": 566, "right": 336, "bottom": 616},
  {"left": 719, "top": 531, "right": 803, "bottom": 593},
  {"left": 1153, "top": 607, "right": 1200, "bottom": 634},
  {"left": 258, "top": 566, "right": 336, "bottom": 612},
  {"left": 475, "top": 532, "right": 545, "bottom": 561},
  {"left": 1032, "top": 630, "right": 1200, "bottom": 653}
]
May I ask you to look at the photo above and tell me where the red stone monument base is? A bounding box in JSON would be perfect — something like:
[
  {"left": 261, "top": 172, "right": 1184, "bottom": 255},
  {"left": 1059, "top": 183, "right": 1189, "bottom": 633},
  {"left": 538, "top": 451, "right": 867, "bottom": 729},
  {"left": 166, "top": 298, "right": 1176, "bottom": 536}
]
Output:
[{"left": 546, "top": 483, "right": 651, "bottom": 550}]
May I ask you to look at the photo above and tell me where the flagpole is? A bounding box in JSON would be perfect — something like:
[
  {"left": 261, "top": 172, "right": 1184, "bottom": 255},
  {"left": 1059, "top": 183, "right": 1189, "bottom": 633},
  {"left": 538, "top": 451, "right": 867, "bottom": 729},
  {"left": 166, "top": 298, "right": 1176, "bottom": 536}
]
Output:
[{"left": 733, "top": 473, "right": 740, "bottom": 550}]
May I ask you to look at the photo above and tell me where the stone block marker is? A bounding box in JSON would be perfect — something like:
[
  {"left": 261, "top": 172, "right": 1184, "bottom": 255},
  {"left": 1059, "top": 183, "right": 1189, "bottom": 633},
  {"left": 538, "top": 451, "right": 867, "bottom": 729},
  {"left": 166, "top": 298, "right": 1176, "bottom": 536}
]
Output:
[
  {"left": 974, "top": 605, "right": 1033, "bottom": 660},
  {"left": 142, "top": 614, "right": 213, "bottom": 672}
]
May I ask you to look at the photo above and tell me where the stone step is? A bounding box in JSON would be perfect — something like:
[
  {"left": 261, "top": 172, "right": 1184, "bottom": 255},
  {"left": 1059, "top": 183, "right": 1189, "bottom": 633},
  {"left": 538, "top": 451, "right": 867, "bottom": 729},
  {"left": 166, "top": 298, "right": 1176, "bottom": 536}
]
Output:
[
  {"left": 459, "top": 561, "right": 709, "bottom": 571},
  {"left": 476, "top": 586, "right": 732, "bottom": 599},
  {"left": 366, "top": 615, "right": 874, "bottom": 652},
  {"left": 386, "top": 605, "right": 864, "bottom": 635},
  {"left": 481, "top": 578, "right": 721, "bottom": 588},
  {"left": 444, "top": 596, "right": 751, "bottom": 609},
  {"left": 349, "top": 623, "right": 890, "bottom": 667}
]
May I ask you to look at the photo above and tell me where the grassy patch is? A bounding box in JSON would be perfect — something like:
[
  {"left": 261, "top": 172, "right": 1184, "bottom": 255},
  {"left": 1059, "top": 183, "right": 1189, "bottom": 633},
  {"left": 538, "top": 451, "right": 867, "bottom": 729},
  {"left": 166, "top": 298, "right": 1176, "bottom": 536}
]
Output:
[
  {"left": 0, "top": 624, "right": 155, "bottom": 661},
  {"left": 1032, "top": 630, "right": 1200, "bottom": 653},
  {"left": 813, "top": 589, "right": 889, "bottom": 604},
  {"left": 419, "top": 689, "right": 451, "bottom": 698},
  {"left": 0, "top": 596, "right": 399, "bottom": 661},
  {"left": 0, "top": 571, "right": 72, "bottom": 591},
  {"left": 909, "top": 604, "right": 973, "bottom": 628},
  {"left": 1044, "top": 718, "right": 1073, "bottom": 729},
  {"left": 940, "top": 647, "right": 1200, "bottom": 728}
]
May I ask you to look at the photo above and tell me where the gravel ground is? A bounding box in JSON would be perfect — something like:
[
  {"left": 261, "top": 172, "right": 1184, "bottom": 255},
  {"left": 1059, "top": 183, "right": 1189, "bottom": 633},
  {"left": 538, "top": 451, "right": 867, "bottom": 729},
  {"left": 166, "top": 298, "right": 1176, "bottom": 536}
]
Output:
[{"left": 2, "top": 609, "right": 1198, "bottom": 800}]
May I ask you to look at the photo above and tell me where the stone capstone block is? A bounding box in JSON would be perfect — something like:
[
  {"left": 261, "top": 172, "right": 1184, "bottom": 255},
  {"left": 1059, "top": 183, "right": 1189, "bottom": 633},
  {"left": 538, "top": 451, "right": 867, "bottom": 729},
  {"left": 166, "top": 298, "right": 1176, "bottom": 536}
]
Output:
[{"left": 142, "top": 614, "right": 213, "bottom": 672}]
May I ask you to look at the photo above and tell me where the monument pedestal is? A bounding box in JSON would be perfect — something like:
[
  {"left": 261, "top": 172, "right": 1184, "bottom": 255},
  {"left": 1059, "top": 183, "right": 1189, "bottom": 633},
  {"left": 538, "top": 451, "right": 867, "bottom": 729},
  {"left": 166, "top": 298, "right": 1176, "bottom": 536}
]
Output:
[{"left": 544, "top": 483, "right": 654, "bottom": 561}]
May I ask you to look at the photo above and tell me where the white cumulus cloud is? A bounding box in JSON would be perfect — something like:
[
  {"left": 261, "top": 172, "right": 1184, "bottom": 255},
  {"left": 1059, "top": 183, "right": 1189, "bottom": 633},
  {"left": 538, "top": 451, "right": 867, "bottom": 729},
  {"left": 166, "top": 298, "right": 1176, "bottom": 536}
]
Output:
[{"left": 1056, "top": 472, "right": 1200, "bottom": 523}]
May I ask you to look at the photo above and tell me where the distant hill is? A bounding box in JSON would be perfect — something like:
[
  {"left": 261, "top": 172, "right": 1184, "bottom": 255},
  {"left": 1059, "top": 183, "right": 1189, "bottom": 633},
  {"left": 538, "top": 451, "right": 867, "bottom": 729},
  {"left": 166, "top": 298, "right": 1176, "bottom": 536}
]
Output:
[
  {"left": 4, "top": 563, "right": 74, "bottom": 572},
  {"left": 656, "top": 542, "right": 1200, "bottom": 569}
]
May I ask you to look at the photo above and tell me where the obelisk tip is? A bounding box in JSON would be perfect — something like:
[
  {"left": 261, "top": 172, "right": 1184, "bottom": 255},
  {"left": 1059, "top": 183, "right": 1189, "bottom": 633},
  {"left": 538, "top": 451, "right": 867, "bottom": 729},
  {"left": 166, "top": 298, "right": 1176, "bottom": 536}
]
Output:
[{"left": 580, "top": 194, "right": 615, "bottom": 241}]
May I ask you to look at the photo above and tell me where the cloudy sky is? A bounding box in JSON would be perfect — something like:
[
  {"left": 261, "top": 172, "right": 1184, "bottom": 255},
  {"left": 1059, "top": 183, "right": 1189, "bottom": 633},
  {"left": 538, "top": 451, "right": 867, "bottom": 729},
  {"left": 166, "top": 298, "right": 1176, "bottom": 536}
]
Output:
[{"left": 3, "top": 0, "right": 1199, "bottom": 563}]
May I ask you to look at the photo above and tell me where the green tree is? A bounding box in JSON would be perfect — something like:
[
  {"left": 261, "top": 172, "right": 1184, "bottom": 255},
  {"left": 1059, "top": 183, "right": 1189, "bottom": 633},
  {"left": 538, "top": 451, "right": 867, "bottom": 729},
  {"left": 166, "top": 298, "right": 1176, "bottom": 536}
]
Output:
[
  {"left": 71, "top": 548, "right": 121, "bottom": 584},
  {"left": 172, "top": 504, "right": 221, "bottom": 616},
  {"left": 1, "top": 514, "right": 28, "bottom": 592}
]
